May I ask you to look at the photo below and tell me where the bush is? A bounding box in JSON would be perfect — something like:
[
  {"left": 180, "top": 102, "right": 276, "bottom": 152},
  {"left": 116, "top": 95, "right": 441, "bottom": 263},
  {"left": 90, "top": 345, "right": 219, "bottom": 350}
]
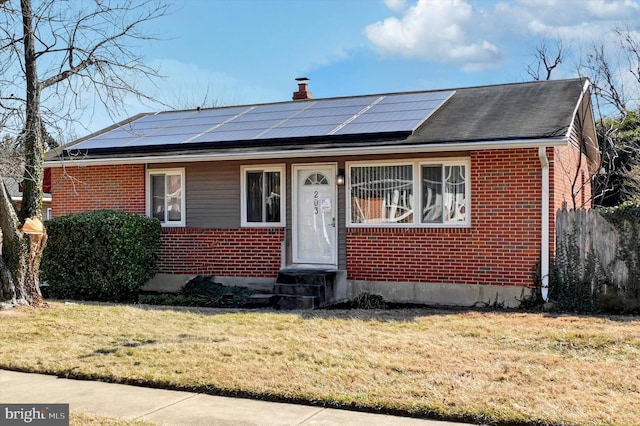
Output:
[
  {"left": 41, "top": 210, "right": 162, "bottom": 302},
  {"left": 596, "top": 293, "right": 640, "bottom": 315}
]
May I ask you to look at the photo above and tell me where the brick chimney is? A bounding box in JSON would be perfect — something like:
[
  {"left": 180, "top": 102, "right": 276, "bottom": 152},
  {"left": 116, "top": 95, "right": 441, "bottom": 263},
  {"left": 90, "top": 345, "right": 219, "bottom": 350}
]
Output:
[{"left": 292, "top": 77, "right": 313, "bottom": 100}]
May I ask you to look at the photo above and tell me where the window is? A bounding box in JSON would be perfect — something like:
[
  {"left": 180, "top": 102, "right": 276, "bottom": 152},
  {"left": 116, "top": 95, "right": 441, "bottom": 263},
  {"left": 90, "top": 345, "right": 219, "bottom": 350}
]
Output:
[
  {"left": 147, "top": 168, "right": 185, "bottom": 227},
  {"left": 241, "top": 165, "right": 285, "bottom": 226},
  {"left": 348, "top": 159, "right": 469, "bottom": 227}
]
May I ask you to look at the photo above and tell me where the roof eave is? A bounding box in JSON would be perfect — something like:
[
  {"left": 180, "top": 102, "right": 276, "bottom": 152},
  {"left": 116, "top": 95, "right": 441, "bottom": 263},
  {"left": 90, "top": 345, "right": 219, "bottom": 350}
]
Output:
[
  {"left": 565, "top": 79, "right": 600, "bottom": 167},
  {"left": 45, "top": 137, "right": 569, "bottom": 167}
]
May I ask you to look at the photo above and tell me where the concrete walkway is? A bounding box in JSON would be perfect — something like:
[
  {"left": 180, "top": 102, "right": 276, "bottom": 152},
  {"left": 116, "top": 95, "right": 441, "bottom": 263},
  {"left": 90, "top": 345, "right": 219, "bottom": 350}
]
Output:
[{"left": 1, "top": 370, "right": 470, "bottom": 425}]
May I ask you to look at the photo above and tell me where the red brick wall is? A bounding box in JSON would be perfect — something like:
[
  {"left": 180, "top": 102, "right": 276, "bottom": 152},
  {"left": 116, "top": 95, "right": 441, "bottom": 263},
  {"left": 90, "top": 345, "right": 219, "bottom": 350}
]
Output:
[
  {"left": 347, "top": 149, "right": 543, "bottom": 287},
  {"left": 51, "top": 146, "right": 591, "bottom": 286},
  {"left": 552, "top": 144, "right": 593, "bottom": 211},
  {"left": 50, "top": 164, "right": 283, "bottom": 278},
  {"left": 158, "top": 227, "right": 283, "bottom": 276},
  {"left": 51, "top": 165, "right": 146, "bottom": 216}
]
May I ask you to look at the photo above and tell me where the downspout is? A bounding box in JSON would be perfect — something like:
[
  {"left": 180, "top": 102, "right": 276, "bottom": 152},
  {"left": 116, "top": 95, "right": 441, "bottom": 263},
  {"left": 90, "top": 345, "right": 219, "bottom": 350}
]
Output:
[{"left": 538, "top": 147, "right": 550, "bottom": 301}]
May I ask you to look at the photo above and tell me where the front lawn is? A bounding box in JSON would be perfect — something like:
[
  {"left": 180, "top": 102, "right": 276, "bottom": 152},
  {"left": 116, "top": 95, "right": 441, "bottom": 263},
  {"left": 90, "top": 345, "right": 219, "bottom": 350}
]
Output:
[{"left": 1, "top": 302, "right": 638, "bottom": 425}]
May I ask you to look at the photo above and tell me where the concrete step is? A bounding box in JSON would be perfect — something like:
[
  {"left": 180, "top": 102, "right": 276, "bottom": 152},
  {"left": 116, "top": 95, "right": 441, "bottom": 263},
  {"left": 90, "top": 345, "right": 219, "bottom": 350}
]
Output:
[
  {"left": 272, "top": 269, "right": 342, "bottom": 310},
  {"left": 276, "top": 269, "right": 337, "bottom": 286},
  {"left": 273, "top": 283, "right": 323, "bottom": 297},
  {"left": 274, "top": 295, "right": 320, "bottom": 310}
]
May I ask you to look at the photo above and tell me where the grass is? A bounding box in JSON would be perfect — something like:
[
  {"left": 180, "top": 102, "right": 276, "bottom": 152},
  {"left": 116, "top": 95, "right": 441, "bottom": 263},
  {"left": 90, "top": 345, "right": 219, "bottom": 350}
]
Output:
[
  {"left": 70, "top": 412, "right": 154, "bottom": 426},
  {"left": 1, "top": 302, "right": 639, "bottom": 425}
]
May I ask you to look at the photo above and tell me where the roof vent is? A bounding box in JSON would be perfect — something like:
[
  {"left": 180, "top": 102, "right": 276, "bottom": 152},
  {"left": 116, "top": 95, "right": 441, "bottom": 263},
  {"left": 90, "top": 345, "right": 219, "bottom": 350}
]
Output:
[{"left": 292, "top": 77, "right": 313, "bottom": 100}]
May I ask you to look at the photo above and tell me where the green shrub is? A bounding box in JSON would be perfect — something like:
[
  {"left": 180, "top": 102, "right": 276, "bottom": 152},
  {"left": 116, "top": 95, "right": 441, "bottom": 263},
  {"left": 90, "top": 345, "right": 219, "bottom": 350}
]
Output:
[{"left": 42, "top": 210, "right": 162, "bottom": 302}]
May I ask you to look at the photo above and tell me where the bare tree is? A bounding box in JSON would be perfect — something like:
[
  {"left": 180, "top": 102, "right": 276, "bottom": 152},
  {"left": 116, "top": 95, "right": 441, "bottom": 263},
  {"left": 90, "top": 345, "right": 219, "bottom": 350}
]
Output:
[
  {"left": 527, "top": 38, "right": 564, "bottom": 81},
  {"left": 581, "top": 41, "right": 628, "bottom": 117},
  {"left": 592, "top": 111, "right": 640, "bottom": 207},
  {"left": 577, "top": 27, "right": 640, "bottom": 206},
  {"left": 527, "top": 27, "right": 640, "bottom": 207},
  {"left": 0, "top": 0, "right": 168, "bottom": 307}
]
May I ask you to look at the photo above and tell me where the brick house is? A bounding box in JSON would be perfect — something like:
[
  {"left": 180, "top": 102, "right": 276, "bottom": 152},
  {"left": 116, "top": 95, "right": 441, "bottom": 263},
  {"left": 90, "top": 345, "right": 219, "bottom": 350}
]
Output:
[
  {"left": 3, "top": 168, "right": 53, "bottom": 219},
  {"left": 46, "top": 78, "right": 598, "bottom": 308}
]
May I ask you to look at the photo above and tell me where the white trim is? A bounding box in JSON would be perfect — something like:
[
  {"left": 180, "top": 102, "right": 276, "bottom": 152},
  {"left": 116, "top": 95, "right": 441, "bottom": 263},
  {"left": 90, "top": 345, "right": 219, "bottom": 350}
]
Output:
[
  {"left": 11, "top": 196, "right": 52, "bottom": 202},
  {"left": 346, "top": 157, "right": 471, "bottom": 228},
  {"left": 539, "top": 147, "right": 550, "bottom": 301},
  {"left": 146, "top": 167, "right": 186, "bottom": 227},
  {"left": 45, "top": 137, "right": 569, "bottom": 168},
  {"left": 565, "top": 79, "right": 593, "bottom": 141},
  {"left": 240, "top": 164, "right": 286, "bottom": 227}
]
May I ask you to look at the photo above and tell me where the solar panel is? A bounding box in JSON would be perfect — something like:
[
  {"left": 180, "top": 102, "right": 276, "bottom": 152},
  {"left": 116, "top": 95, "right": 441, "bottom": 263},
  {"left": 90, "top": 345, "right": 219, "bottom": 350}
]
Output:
[
  {"left": 211, "top": 120, "right": 282, "bottom": 132},
  {"left": 124, "top": 134, "right": 189, "bottom": 146},
  {"left": 334, "top": 120, "right": 423, "bottom": 135},
  {"left": 233, "top": 109, "right": 301, "bottom": 122},
  {"left": 258, "top": 125, "right": 337, "bottom": 139},
  {"left": 189, "top": 129, "right": 266, "bottom": 143},
  {"left": 66, "top": 90, "right": 455, "bottom": 152},
  {"left": 295, "top": 105, "right": 368, "bottom": 118},
  {"left": 354, "top": 110, "right": 434, "bottom": 123}
]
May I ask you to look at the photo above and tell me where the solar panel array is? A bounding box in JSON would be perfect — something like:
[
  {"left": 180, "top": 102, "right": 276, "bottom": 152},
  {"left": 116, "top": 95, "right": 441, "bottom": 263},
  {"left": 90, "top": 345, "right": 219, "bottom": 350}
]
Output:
[{"left": 68, "top": 90, "right": 455, "bottom": 152}]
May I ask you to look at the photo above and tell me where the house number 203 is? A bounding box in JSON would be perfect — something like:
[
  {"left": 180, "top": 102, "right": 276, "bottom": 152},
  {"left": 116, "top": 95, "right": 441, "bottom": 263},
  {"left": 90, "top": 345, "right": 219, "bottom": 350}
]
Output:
[{"left": 314, "top": 191, "right": 319, "bottom": 215}]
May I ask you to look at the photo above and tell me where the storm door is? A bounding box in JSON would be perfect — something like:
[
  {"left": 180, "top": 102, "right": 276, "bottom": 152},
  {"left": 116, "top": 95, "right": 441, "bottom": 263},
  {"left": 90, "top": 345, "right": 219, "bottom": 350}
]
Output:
[{"left": 292, "top": 164, "right": 337, "bottom": 265}]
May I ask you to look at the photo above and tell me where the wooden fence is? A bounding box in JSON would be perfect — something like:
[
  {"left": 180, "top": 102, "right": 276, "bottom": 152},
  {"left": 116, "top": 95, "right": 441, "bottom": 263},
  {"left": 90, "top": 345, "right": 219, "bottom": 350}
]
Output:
[{"left": 555, "top": 208, "right": 637, "bottom": 296}]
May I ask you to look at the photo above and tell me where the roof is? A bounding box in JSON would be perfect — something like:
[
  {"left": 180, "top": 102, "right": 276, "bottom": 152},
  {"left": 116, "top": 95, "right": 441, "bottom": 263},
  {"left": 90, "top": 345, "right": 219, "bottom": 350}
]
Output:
[
  {"left": 409, "top": 79, "right": 586, "bottom": 143},
  {"left": 46, "top": 78, "right": 596, "bottom": 165}
]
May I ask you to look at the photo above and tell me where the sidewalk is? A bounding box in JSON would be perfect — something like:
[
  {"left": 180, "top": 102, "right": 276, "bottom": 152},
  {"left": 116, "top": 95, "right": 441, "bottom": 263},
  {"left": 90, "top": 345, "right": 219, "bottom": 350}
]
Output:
[{"left": 1, "top": 370, "right": 470, "bottom": 425}]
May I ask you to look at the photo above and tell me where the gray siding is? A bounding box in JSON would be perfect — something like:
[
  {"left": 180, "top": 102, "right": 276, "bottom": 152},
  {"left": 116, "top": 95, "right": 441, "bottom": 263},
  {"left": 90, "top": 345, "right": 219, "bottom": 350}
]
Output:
[
  {"left": 187, "top": 162, "right": 241, "bottom": 228},
  {"left": 149, "top": 161, "right": 241, "bottom": 228},
  {"left": 149, "top": 153, "right": 465, "bottom": 269}
]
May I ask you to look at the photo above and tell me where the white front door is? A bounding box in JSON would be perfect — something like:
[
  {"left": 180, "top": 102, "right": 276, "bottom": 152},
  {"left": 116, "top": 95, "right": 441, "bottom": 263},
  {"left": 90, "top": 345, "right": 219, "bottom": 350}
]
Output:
[{"left": 292, "top": 164, "right": 337, "bottom": 265}]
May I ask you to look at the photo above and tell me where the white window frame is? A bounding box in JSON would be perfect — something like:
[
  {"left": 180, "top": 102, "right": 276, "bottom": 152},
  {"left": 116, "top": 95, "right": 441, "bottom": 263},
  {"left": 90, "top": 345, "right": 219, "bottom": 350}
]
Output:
[
  {"left": 346, "top": 158, "right": 471, "bottom": 228},
  {"left": 241, "top": 164, "right": 286, "bottom": 227},
  {"left": 146, "top": 168, "right": 186, "bottom": 227}
]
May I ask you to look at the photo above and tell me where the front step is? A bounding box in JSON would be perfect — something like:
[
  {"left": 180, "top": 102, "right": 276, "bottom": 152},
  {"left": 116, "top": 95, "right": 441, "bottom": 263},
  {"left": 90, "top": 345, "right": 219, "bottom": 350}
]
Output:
[
  {"left": 275, "top": 294, "right": 320, "bottom": 310},
  {"left": 273, "top": 269, "right": 337, "bottom": 310}
]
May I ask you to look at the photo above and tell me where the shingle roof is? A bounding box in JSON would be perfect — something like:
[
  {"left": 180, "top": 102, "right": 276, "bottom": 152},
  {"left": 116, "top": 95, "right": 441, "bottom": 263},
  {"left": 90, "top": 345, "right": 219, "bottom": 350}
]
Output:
[
  {"left": 47, "top": 77, "right": 592, "bottom": 163},
  {"left": 410, "top": 78, "right": 585, "bottom": 144}
]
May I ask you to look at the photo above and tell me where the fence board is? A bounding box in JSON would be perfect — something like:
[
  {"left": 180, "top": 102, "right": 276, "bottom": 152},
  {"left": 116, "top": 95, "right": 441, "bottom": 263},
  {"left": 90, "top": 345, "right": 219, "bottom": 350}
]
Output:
[{"left": 556, "top": 208, "right": 630, "bottom": 293}]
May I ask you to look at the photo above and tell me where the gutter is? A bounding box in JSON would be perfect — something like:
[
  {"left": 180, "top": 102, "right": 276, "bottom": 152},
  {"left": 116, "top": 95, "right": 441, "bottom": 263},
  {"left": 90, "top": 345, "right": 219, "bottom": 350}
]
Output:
[
  {"left": 538, "top": 147, "right": 550, "bottom": 302},
  {"left": 45, "top": 137, "right": 569, "bottom": 167}
]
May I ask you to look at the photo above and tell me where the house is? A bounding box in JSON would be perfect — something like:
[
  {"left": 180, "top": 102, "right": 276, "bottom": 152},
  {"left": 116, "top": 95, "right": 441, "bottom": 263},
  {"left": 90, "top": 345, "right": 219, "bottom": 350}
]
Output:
[
  {"left": 3, "top": 168, "right": 53, "bottom": 219},
  {"left": 45, "top": 78, "right": 598, "bottom": 308}
]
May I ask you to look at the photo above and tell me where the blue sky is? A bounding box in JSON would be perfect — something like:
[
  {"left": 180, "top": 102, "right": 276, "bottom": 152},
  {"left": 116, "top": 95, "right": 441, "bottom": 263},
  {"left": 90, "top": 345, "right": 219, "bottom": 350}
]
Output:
[{"left": 84, "top": 0, "right": 640, "bottom": 134}]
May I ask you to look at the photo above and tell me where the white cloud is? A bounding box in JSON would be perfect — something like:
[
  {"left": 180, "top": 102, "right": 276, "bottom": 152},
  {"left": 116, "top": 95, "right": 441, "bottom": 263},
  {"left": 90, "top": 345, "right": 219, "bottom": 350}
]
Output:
[
  {"left": 365, "top": 0, "right": 503, "bottom": 71},
  {"left": 586, "top": 0, "right": 640, "bottom": 18},
  {"left": 383, "top": 0, "right": 408, "bottom": 11},
  {"left": 498, "top": 0, "right": 640, "bottom": 41}
]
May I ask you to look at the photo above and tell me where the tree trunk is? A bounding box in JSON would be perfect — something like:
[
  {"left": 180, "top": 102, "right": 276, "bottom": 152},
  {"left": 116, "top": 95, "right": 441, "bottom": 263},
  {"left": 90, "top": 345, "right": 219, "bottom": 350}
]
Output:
[
  {"left": 0, "top": 179, "right": 46, "bottom": 306},
  {"left": 0, "top": 0, "right": 47, "bottom": 307}
]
